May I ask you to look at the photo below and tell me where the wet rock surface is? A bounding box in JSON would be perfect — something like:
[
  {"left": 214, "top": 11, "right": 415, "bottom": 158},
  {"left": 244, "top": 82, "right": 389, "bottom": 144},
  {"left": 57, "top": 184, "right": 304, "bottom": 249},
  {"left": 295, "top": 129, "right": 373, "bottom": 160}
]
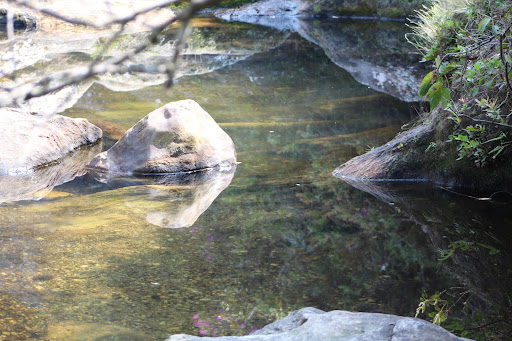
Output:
[
  {"left": 0, "top": 107, "right": 102, "bottom": 175},
  {"left": 167, "top": 307, "right": 470, "bottom": 341},
  {"left": 88, "top": 99, "right": 237, "bottom": 174},
  {"left": 214, "top": 0, "right": 428, "bottom": 20}
]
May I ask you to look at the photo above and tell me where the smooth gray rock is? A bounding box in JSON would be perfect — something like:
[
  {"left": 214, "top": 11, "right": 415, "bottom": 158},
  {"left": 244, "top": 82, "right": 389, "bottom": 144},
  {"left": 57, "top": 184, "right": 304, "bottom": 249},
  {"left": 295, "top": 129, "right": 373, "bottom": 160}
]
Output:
[
  {"left": 214, "top": 0, "right": 427, "bottom": 19},
  {"left": 166, "top": 307, "right": 471, "bottom": 341},
  {"left": 88, "top": 100, "right": 237, "bottom": 174},
  {"left": 0, "top": 107, "right": 102, "bottom": 175}
]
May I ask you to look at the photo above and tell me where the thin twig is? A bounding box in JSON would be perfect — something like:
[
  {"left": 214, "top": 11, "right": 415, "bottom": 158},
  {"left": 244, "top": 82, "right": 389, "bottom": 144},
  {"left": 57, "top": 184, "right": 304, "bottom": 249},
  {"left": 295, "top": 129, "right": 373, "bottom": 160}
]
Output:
[
  {"left": 11, "top": 0, "right": 181, "bottom": 29},
  {"left": 461, "top": 319, "right": 512, "bottom": 331},
  {"left": 0, "top": 0, "right": 222, "bottom": 107},
  {"left": 460, "top": 113, "right": 512, "bottom": 129},
  {"left": 500, "top": 27, "right": 512, "bottom": 92},
  {"left": 6, "top": 1, "right": 16, "bottom": 81}
]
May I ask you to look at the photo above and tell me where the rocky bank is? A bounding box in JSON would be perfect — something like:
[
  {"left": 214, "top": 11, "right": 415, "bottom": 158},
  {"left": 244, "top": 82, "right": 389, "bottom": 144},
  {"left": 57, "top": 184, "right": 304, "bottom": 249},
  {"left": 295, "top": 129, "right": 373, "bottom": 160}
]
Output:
[{"left": 215, "top": 2, "right": 425, "bottom": 102}]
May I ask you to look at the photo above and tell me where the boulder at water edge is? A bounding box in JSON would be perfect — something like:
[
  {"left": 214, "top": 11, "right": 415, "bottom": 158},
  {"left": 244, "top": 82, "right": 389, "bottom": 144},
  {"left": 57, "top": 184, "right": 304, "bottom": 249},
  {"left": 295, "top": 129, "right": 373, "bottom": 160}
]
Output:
[
  {"left": 88, "top": 100, "right": 237, "bottom": 174},
  {"left": 167, "top": 307, "right": 471, "bottom": 341},
  {"left": 0, "top": 107, "right": 102, "bottom": 175}
]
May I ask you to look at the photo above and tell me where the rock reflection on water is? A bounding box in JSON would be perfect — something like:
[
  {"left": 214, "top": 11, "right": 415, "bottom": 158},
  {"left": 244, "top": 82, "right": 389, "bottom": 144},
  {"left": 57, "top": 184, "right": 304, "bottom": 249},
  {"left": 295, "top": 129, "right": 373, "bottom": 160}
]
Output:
[
  {"left": 89, "top": 169, "right": 236, "bottom": 229},
  {"left": 0, "top": 143, "right": 102, "bottom": 204},
  {"left": 0, "top": 17, "right": 462, "bottom": 341},
  {"left": 215, "top": 13, "right": 424, "bottom": 102},
  {"left": 0, "top": 18, "right": 289, "bottom": 114}
]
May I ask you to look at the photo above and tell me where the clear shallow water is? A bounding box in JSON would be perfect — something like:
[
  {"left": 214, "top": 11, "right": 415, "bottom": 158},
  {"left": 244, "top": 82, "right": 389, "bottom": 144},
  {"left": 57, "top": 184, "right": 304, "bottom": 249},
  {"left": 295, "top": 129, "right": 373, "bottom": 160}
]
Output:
[{"left": 0, "top": 18, "right": 510, "bottom": 341}]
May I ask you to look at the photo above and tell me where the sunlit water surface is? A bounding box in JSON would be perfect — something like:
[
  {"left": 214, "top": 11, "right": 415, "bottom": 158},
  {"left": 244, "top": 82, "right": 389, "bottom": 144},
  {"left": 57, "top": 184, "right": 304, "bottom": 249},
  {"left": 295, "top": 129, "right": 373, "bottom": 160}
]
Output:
[{"left": 0, "top": 18, "right": 510, "bottom": 341}]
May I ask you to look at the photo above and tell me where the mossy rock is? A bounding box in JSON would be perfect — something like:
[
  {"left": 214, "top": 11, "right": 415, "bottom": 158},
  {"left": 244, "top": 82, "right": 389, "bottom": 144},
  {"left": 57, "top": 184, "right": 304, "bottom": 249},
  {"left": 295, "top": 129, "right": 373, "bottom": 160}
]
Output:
[{"left": 333, "top": 106, "right": 512, "bottom": 192}]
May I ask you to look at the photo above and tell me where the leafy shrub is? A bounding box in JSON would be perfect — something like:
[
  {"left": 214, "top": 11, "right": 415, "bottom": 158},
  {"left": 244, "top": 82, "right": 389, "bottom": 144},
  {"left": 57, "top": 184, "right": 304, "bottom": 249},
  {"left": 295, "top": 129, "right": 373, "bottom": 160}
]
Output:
[{"left": 409, "top": 0, "right": 512, "bottom": 166}]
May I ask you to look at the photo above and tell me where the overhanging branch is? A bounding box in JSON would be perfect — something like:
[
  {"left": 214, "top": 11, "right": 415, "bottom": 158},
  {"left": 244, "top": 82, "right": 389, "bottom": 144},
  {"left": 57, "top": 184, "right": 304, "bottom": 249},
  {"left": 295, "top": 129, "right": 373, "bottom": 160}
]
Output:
[{"left": 0, "top": 0, "right": 222, "bottom": 108}]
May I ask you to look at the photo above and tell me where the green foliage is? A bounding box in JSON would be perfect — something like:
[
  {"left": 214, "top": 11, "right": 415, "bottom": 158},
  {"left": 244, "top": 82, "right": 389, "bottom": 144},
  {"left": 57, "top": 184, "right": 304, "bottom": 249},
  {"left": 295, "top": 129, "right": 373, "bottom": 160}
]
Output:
[
  {"left": 416, "top": 237, "right": 506, "bottom": 340},
  {"left": 169, "top": 0, "right": 189, "bottom": 11},
  {"left": 410, "top": 0, "right": 512, "bottom": 165},
  {"left": 418, "top": 71, "right": 451, "bottom": 110},
  {"left": 446, "top": 99, "right": 512, "bottom": 166},
  {"left": 171, "top": 0, "right": 258, "bottom": 11},
  {"left": 426, "top": 81, "right": 450, "bottom": 110},
  {"left": 364, "top": 145, "right": 375, "bottom": 153},
  {"left": 416, "top": 291, "right": 452, "bottom": 325},
  {"left": 438, "top": 240, "right": 500, "bottom": 261},
  {"left": 419, "top": 71, "right": 434, "bottom": 97}
]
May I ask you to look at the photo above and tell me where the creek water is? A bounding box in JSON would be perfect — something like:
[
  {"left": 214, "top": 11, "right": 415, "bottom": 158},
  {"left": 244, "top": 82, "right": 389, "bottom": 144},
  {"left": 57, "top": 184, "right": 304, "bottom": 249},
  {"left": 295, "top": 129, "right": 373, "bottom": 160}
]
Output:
[{"left": 0, "top": 17, "right": 510, "bottom": 341}]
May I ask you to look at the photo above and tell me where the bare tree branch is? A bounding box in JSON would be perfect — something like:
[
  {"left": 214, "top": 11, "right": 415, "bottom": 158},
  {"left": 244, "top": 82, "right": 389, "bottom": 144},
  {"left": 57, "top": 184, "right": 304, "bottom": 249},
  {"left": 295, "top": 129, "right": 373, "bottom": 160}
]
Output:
[
  {"left": 9, "top": 0, "right": 180, "bottom": 28},
  {"left": 0, "top": 0, "right": 222, "bottom": 108}
]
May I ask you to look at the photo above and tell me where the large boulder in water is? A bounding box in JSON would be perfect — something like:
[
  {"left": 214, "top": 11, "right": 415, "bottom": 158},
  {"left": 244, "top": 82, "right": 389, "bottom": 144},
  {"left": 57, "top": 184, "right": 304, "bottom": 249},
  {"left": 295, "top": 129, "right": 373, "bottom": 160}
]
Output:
[
  {"left": 0, "top": 107, "right": 102, "bottom": 175},
  {"left": 88, "top": 100, "right": 237, "bottom": 174}
]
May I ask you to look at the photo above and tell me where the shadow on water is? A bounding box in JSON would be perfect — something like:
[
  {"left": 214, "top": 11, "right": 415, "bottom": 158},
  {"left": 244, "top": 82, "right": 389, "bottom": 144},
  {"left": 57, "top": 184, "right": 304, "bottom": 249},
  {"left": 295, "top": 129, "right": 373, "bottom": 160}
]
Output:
[{"left": 338, "top": 179, "right": 512, "bottom": 339}]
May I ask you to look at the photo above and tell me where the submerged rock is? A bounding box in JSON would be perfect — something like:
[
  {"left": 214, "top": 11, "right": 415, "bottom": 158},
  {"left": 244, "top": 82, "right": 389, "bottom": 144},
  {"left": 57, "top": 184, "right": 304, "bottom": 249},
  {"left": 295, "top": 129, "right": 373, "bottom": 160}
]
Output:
[
  {"left": 88, "top": 100, "right": 237, "bottom": 174},
  {"left": 0, "top": 107, "right": 102, "bottom": 175},
  {"left": 167, "top": 307, "right": 469, "bottom": 341}
]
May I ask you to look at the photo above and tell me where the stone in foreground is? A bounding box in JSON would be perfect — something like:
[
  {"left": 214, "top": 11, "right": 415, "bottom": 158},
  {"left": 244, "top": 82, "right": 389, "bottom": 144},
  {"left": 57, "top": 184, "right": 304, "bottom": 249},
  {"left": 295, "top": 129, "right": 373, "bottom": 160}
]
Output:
[
  {"left": 88, "top": 100, "right": 237, "bottom": 174},
  {"left": 0, "top": 107, "right": 102, "bottom": 175},
  {"left": 167, "top": 307, "right": 470, "bottom": 341}
]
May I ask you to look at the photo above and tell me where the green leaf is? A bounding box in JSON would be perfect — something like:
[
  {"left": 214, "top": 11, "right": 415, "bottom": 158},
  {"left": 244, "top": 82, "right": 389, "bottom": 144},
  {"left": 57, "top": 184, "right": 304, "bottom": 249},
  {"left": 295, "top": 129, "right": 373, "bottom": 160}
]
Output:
[
  {"left": 489, "top": 145, "right": 505, "bottom": 159},
  {"left": 419, "top": 71, "right": 435, "bottom": 97},
  {"left": 439, "top": 62, "right": 458, "bottom": 76},
  {"left": 427, "top": 81, "right": 450, "bottom": 109},
  {"left": 478, "top": 17, "right": 491, "bottom": 32}
]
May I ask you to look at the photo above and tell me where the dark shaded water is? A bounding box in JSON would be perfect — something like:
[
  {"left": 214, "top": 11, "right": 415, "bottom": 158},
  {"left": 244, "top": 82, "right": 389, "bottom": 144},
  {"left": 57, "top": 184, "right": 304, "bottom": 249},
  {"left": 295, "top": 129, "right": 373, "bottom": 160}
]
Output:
[{"left": 0, "top": 18, "right": 510, "bottom": 341}]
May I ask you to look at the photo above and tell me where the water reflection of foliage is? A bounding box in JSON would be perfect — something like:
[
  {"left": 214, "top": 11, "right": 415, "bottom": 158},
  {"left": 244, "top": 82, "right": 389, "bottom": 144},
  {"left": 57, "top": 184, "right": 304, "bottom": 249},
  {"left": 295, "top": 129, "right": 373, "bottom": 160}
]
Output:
[
  {"left": 345, "top": 182, "right": 512, "bottom": 340},
  {"left": 422, "top": 218, "right": 512, "bottom": 340},
  {"left": 171, "top": 177, "right": 450, "bottom": 336}
]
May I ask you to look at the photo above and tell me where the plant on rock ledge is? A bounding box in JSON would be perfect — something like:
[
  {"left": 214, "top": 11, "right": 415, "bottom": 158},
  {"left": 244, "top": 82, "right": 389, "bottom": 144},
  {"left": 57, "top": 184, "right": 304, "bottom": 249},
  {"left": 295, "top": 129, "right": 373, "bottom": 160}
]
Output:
[{"left": 409, "top": 0, "right": 512, "bottom": 166}]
